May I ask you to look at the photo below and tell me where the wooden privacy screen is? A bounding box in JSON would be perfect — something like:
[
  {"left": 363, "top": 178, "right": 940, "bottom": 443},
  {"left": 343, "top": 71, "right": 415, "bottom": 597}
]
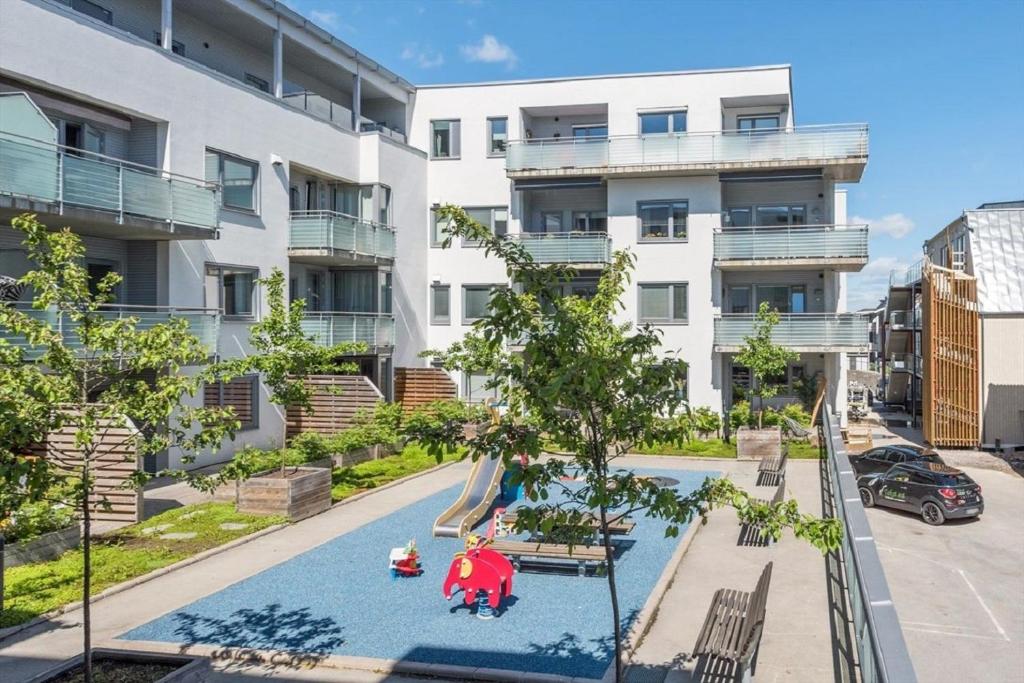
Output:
[
  {"left": 204, "top": 376, "right": 256, "bottom": 426},
  {"left": 31, "top": 412, "right": 143, "bottom": 523},
  {"left": 922, "top": 263, "right": 980, "bottom": 447},
  {"left": 395, "top": 367, "right": 458, "bottom": 411},
  {"left": 286, "top": 374, "right": 383, "bottom": 438}
]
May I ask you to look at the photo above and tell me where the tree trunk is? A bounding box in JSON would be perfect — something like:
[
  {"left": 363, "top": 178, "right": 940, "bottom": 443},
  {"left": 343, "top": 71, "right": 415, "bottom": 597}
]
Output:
[
  {"left": 599, "top": 504, "right": 624, "bottom": 683},
  {"left": 82, "top": 462, "right": 92, "bottom": 683}
]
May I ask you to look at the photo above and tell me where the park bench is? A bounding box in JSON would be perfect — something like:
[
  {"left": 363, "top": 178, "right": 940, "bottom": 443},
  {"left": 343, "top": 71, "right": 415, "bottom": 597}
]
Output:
[
  {"left": 739, "top": 482, "right": 786, "bottom": 547},
  {"left": 756, "top": 450, "right": 787, "bottom": 486},
  {"left": 691, "top": 562, "right": 773, "bottom": 682},
  {"left": 501, "top": 511, "right": 636, "bottom": 536},
  {"left": 487, "top": 539, "right": 607, "bottom": 577}
]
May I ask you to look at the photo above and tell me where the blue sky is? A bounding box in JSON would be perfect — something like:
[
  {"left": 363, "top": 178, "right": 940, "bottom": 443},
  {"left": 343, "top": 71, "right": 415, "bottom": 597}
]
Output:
[{"left": 287, "top": 0, "right": 1024, "bottom": 309}]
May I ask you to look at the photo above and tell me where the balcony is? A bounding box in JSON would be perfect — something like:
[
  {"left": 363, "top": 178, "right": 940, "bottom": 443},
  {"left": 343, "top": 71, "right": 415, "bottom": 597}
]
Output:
[
  {"left": 282, "top": 92, "right": 407, "bottom": 143},
  {"left": 506, "top": 124, "right": 868, "bottom": 181},
  {"left": 1, "top": 304, "right": 220, "bottom": 359},
  {"left": 288, "top": 211, "right": 396, "bottom": 265},
  {"left": 0, "top": 132, "right": 220, "bottom": 239},
  {"left": 889, "top": 260, "right": 924, "bottom": 288},
  {"left": 713, "top": 313, "right": 870, "bottom": 352},
  {"left": 713, "top": 224, "right": 869, "bottom": 271},
  {"left": 889, "top": 309, "right": 921, "bottom": 330},
  {"left": 508, "top": 232, "right": 612, "bottom": 266},
  {"left": 301, "top": 312, "right": 395, "bottom": 350}
]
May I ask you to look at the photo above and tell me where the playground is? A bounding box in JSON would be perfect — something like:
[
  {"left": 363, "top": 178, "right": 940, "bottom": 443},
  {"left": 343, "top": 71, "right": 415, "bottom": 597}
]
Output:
[{"left": 117, "top": 464, "right": 717, "bottom": 679}]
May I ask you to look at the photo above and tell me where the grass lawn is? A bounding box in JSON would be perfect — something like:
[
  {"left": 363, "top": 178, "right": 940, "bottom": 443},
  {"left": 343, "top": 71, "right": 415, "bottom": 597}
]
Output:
[
  {"left": 633, "top": 437, "right": 821, "bottom": 459},
  {"left": 0, "top": 503, "right": 282, "bottom": 628},
  {"left": 331, "top": 442, "right": 467, "bottom": 502}
]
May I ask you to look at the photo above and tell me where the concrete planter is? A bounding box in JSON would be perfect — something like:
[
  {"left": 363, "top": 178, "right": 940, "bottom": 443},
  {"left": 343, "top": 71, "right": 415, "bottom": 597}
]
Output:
[
  {"left": 5, "top": 524, "right": 80, "bottom": 569},
  {"left": 26, "top": 648, "right": 209, "bottom": 683},
  {"left": 736, "top": 426, "right": 782, "bottom": 461},
  {"left": 213, "top": 457, "right": 332, "bottom": 504},
  {"left": 236, "top": 466, "right": 332, "bottom": 521}
]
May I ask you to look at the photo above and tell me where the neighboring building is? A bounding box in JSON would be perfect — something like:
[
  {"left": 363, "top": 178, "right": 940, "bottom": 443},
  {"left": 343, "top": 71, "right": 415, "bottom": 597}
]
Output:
[
  {"left": 882, "top": 202, "right": 1024, "bottom": 448},
  {"left": 0, "top": 0, "right": 871, "bottom": 469}
]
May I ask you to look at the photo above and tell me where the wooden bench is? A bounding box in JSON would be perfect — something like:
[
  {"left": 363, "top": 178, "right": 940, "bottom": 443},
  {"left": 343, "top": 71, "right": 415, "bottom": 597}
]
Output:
[
  {"left": 740, "top": 482, "right": 786, "bottom": 547},
  {"left": 501, "top": 511, "right": 636, "bottom": 536},
  {"left": 756, "top": 451, "right": 787, "bottom": 486},
  {"left": 691, "top": 562, "right": 773, "bottom": 682},
  {"left": 487, "top": 539, "right": 607, "bottom": 577}
]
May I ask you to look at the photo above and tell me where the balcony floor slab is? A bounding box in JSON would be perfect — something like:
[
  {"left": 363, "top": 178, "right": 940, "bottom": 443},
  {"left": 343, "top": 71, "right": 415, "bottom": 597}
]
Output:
[
  {"left": 287, "top": 248, "right": 394, "bottom": 268},
  {"left": 508, "top": 156, "right": 866, "bottom": 182},
  {"left": 715, "top": 256, "right": 868, "bottom": 272}
]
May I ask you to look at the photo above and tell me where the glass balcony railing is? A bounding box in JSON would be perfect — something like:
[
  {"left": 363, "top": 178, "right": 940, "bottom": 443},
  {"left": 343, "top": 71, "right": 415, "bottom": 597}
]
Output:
[
  {"left": 508, "top": 232, "right": 612, "bottom": 264},
  {"left": 282, "top": 91, "right": 407, "bottom": 143},
  {"left": 0, "top": 131, "right": 220, "bottom": 231},
  {"left": 301, "top": 312, "right": 394, "bottom": 348},
  {"left": 289, "top": 211, "right": 396, "bottom": 261},
  {"left": 0, "top": 304, "right": 220, "bottom": 358},
  {"left": 714, "top": 313, "right": 869, "bottom": 349},
  {"left": 506, "top": 124, "right": 868, "bottom": 174},
  {"left": 889, "top": 309, "right": 921, "bottom": 329},
  {"left": 889, "top": 260, "right": 924, "bottom": 288},
  {"left": 714, "top": 224, "right": 869, "bottom": 263}
]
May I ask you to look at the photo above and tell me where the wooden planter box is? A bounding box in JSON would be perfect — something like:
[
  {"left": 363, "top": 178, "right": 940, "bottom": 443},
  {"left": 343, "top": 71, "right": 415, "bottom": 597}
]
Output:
[
  {"left": 213, "top": 457, "right": 332, "bottom": 504},
  {"left": 737, "top": 426, "right": 782, "bottom": 461},
  {"left": 26, "top": 648, "right": 208, "bottom": 682},
  {"left": 5, "top": 524, "right": 80, "bottom": 569},
  {"left": 331, "top": 440, "right": 405, "bottom": 468},
  {"left": 236, "top": 466, "right": 332, "bottom": 521}
]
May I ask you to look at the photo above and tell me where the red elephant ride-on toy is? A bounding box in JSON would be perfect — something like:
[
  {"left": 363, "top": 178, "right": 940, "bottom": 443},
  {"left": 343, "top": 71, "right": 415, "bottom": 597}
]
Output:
[{"left": 442, "top": 537, "right": 514, "bottom": 619}]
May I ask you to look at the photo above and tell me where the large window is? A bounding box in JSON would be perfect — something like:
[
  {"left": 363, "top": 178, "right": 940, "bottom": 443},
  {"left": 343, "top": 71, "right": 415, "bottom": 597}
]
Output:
[
  {"left": 462, "top": 284, "right": 501, "bottom": 323},
  {"left": 333, "top": 270, "right": 380, "bottom": 312},
  {"left": 572, "top": 211, "right": 607, "bottom": 233},
  {"left": 639, "top": 110, "right": 687, "bottom": 135},
  {"left": 572, "top": 124, "right": 608, "bottom": 139},
  {"left": 729, "top": 284, "right": 806, "bottom": 314},
  {"left": 204, "top": 375, "right": 258, "bottom": 429},
  {"left": 431, "top": 119, "right": 461, "bottom": 159},
  {"left": 639, "top": 283, "right": 688, "bottom": 323},
  {"left": 431, "top": 284, "right": 450, "bottom": 325},
  {"left": 205, "top": 264, "right": 257, "bottom": 318},
  {"left": 463, "top": 207, "right": 508, "bottom": 245},
  {"left": 540, "top": 211, "right": 563, "bottom": 233},
  {"left": 463, "top": 372, "right": 500, "bottom": 404},
  {"left": 638, "top": 200, "right": 688, "bottom": 240},
  {"left": 206, "top": 149, "right": 259, "bottom": 212},
  {"left": 737, "top": 114, "right": 780, "bottom": 133},
  {"left": 488, "top": 117, "right": 508, "bottom": 156},
  {"left": 431, "top": 208, "right": 450, "bottom": 246}
]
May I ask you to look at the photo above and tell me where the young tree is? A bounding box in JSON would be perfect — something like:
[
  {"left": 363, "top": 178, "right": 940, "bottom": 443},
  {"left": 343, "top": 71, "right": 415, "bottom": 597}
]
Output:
[
  {"left": 734, "top": 301, "right": 799, "bottom": 429},
  {"left": 0, "top": 214, "right": 243, "bottom": 681},
  {"left": 409, "top": 206, "right": 842, "bottom": 682}
]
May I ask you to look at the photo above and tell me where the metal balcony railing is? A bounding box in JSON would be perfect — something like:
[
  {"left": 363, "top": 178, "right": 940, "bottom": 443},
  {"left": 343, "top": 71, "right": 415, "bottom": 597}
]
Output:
[
  {"left": 1, "top": 303, "right": 220, "bottom": 357},
  {"left": 889, "top": 260, "right": 924, "bottom": 288},
  {"left": 822, "top": 405, "right": 918, "bottom": 683},
  {"left": 282, "top": 91, "right": 407, "bottom": 142},
  {"left": 714, "top": 313, "right": 870, "bottom": 349},
  {"left": 0, "top": 131, "right": 220, "bottom": 230},
  {"left": 506, "top": 124, "right": 868, "bottom": 173},
  {"left": 301, "top": 312, "right": 394, "bottom": 348},
  {"left": 289, "top": 210, "right": 396, "bottom": 260},
  {"left": 508, "top": 232, "right": 612, "bottom": 264},
  {"left": 714, "top": 224, "right": 869, "bottom": 262}
]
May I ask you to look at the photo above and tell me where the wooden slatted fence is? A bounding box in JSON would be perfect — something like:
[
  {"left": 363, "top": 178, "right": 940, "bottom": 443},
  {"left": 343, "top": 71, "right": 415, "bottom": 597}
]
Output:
[
  {"left": 395, "top": 367, "right": 458, "bottom": 412},
  {"left": 285, "top": 374, "right": 383, "bottom": 438}
]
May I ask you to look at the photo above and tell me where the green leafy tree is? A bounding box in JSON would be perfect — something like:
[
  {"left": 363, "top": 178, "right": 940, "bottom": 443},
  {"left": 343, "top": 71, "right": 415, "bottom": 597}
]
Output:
[
  {"left": 0, "top": 214, "right": 244, "bottom": 681},
  {"left": 409, "top": 205, "right": 842, "bottom": 682},
  {"left": 734, "top": 301, "right": 798, "bottom": 429},
  {"left": 214, "top": 268, "right": 365, "bottom": 476}
]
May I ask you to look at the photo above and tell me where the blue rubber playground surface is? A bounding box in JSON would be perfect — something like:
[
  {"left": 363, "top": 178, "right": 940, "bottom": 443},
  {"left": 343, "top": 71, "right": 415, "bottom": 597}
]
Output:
[{"left": 120, "top": 466, "right": 717, "bottom": 678}]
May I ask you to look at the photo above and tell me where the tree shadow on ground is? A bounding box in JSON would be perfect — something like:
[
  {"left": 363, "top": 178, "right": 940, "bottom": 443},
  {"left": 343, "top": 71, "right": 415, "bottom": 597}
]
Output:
[{"left": 170, "top": 603, "right": 343, "bottom": 672}]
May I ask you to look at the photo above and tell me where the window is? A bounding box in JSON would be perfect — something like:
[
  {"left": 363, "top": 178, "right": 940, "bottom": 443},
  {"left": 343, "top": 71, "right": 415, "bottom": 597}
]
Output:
[
  {"left": 464, "top": 372, "right": 500, "bottom": 404},
  {"left": 204, "top": 376, "right": 258, "bottom": 429},
  {"left": 754, "top": 285, "right": 805, "bottom": 314},
  {"left": 333, "top": 270, "right": 379, "bottom": 312},
  {"left": 205, "top": 149, "right": 259, "bottom": 212},
  {"left": 669, "top": 365, "right": 689, "bottom": 402},
  {"left": 245, "top": 73, "right": 270, "bottom": 93},
  {"left": 726, "top": 207, "right": 752, "bottom": 227},
  {"left": 572, "top": 125, "right": 608, "bottom": 139},
  {"left": 639, "top": 110, "right": 687, "bottom": 135},
  {"left": 729, "top": 287, "right": 751, "bottom": 314},
  {"left": 379, "top": 185, "right": 392, "bottom": 225},
  {"left": 462, "top": 207, "right": 508, "bottom": 245},
  {"left": 638, "top": 200, "right": 688, "bottom": 240},
  {"left": 205, "top": 264, "right": 257, "bottom": 318},
  {"left": 152, "top": 32, "right": 185, "bottom": 55},
  {"left": 70, "top": 0, "right": 112, "bottom": 24},
  {"left": 488, "top": 117, "right": 508, "bottom": 156},
  {"left": 540, "top": 211, "right": 563, "bottom": 233},
  {"left": 572, "top": 211, "right": 607, "bottom": 233},
  {"left": 737, "top": 114, "right": 780, "bottom": 133},
  {"left": 463, "top": 284, "right": 501, "bottom": 323},
  {"left": 431, "top": 119, "right": 461, "bottom": 159},
  {"left": 431, "top": 284, "right": 451, "bottom": 324},
  {"left": 86, "top": 262, "right": 118, "bottom": 300},
  {"left": 952, "top": 233, "right": 967, "bottom": 271},
  {"left": 431, "top": 208, "right": 451, "bottom": 246},
  {"left": 731, "top": 365, "right": 751, "bottom": 400},
  {"left": 305, "top": 271, "right": 325, "bottom": 312},
  {"left": 754, "top": 205, "right": 806, "bottom": 227},
  {"left": 639, "top": 283, "right": 688, "bottom": 323}
]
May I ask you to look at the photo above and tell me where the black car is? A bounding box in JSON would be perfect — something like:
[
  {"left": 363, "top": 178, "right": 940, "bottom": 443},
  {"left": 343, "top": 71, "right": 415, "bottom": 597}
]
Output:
[
  {"left": 850, "top": 444, "right": 945, "bottom": 476},
  {"left": 858, "top": 462, "right": 984, "bottom": 525}
]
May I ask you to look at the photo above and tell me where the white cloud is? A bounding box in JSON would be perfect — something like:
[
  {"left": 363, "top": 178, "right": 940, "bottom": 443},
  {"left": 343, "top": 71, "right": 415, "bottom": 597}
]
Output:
[
  {"left": 460, "top": 34, "right": 518, "bottom": 69},
  {"left": 401, "top": 44, "right": 445, "bottom": 69},
  {"left": 851, "top": 212, "right": 915, "bottom": 239},
  {"left": 846, "top": 256, "right": 912, "bottom": 310}
]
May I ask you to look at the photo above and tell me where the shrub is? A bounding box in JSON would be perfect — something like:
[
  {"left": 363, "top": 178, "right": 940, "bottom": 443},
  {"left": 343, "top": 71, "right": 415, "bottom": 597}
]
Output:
[
  {"left": 781, "top": 402, "right": 812, "bottom": 426},
  {"left": 692, "top": 406, "right": 722, "bottom": 439},
  {"left": 3, "top": 502, "right": 76, "bottom": 544},
  {"left": 403, "top": 399, "right": 488, "bottom": 443},
  {"left": 729, "top": 400, "right": 752, "bottom": 430},
  {"left": 289, "top": 431, "right": 330, "bottom": 462}
]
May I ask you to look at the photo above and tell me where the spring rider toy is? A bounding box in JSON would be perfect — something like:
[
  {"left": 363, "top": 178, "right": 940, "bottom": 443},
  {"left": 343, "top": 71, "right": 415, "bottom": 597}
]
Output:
[{"left": 442, "top": 535, "right": 513, "bottom": 619}]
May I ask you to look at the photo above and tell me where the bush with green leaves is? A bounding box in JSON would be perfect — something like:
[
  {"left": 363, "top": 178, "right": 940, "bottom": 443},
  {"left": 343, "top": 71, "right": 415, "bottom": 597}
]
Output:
[
  {"left": 729, "top": 400, "right": 753, "bottom": 430},
  {"left": 2, "top": 501, "right": 76, "bottom": 544},
  {"left": 780, "top": 402, "right": 812, "bottom": 426},
  {"left": 692, "top": 406, "right": 722, "bottom": 439},
  {"left": 401, "top": 399, "right": 489, "bottom": 451}
]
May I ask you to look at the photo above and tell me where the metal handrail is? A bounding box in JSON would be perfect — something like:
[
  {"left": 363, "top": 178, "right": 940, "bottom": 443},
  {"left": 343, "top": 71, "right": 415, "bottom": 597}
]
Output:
[
  {"left": 289, "top": 209, "right": 396, "bottom": 233},
  {"left": 509, "top": 123, "right": 869, "bottom": 145},
  {"left": 300, "top": 311, "right": 395, "bottom": 348},
  {"left": 506, "top": 231, "right": 612, "bottom": 264},
  {"left": 822, "top": 404, "right": 918, "bottom": 683},
  {"left": 507, "top": 231, "right": 608, "bottom": 239},
  {"left": 889, "top": 259, "right": 924, "bottom": 288},
  {"left": 713, "top": 223, "right": 868, "bottom": 233}
]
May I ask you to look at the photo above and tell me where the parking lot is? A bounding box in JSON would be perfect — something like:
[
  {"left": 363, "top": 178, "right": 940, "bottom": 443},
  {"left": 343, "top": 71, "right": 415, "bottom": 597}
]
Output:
[{"left": 865, "top": 453, "right": 1024, "bottom": 682}]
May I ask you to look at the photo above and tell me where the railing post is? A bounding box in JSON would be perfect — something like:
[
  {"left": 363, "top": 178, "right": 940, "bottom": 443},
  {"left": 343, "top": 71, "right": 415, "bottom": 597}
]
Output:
[
  {"left": 117, "top": 164, "right": 124, "bottom": 224},
  {"left": 57, "top": 149, "right": 64, "bottom": 213}
]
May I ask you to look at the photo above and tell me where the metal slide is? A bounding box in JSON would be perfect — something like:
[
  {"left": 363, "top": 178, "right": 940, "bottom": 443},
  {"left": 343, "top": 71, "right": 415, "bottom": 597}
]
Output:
[{"left": 432, "top": 452, "right": 505, "bottom": 538}]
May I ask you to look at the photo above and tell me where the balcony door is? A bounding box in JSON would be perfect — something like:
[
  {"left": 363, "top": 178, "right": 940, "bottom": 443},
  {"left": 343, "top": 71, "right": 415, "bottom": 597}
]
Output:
[{"left": 727, "top": 284, "right": 806, "bottom": 313}]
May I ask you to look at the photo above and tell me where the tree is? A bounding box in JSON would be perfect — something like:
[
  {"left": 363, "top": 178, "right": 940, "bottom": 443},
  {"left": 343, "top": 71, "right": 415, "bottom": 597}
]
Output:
[
  {"left": 734, "top": 301, "right": 798, "bottom": 429},
  {"left": 409, "top": 206, "right": 843, "bottom": 682},
  {"left": 213, "top": 268, "right": 365, "bottom": 475},
  {"left": 0, "top": 214, "right": 244, "bottom": 682}
]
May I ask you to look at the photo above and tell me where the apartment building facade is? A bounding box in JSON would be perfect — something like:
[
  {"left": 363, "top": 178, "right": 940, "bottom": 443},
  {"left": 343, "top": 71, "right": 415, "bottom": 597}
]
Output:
[{"left": 0, "top": 0, "right": 870, "bottom": 469}]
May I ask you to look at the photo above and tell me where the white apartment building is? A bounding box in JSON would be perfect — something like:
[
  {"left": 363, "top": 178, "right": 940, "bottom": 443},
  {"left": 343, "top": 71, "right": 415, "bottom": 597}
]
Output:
[{"left": 0, "top": 0, "right": 870, "bottom": 470}]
